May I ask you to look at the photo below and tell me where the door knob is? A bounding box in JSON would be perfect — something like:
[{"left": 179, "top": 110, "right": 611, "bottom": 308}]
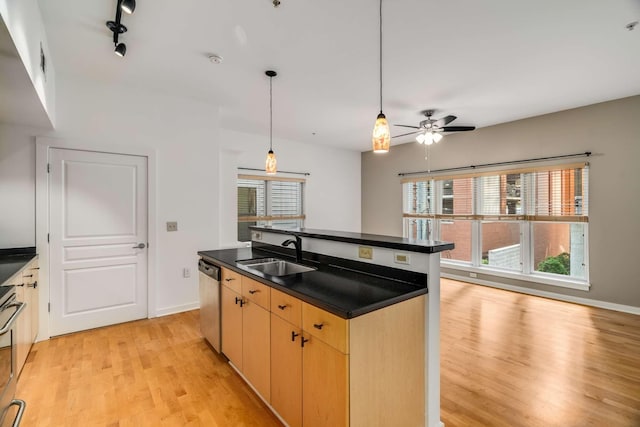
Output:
[{"left": 132, "top": 243, "right": 146, "bottom": 249}]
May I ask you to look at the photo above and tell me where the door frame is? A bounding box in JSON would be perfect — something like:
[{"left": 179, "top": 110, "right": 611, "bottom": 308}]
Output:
[{"left": 35, "top": 136, "right": 157, "bottom": 340}]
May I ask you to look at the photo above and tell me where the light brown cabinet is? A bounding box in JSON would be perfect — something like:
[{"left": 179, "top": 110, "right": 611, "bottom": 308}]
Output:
[
  {"left": 221, "top": 283, "right": 243, "bottom": 369},
  {"left": 15, "top": 256, "right": 39, "bottom": 376},
  {"left": 220, "top": 269, "right": 271, "bottom": 402},
  {"left": 221, "top": 267, "right": 426, "bottom": 427},
  {"left": 270, "top": 289, "right": 303, "bottom": 427}
]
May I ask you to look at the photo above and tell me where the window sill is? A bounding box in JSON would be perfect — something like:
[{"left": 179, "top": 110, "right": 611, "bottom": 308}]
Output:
[{"left": 441, "top": 260, "right": 591, "bottom": 291}]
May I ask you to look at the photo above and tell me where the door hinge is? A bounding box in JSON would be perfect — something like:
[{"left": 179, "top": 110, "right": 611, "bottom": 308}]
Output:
[
  {"left": 48, "top": 302, "right": 51, "bottom": 313},
  {"left": 47, "top": 233, "right": 50, "bottom": 243},
  {"left": 47, "top": 163, "right": 50, "bottom": 173}
]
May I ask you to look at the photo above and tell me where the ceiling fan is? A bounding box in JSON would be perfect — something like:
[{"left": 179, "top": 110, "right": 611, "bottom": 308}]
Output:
[{"left": 393, "top": 110, "right": 475, "bottom": 145}]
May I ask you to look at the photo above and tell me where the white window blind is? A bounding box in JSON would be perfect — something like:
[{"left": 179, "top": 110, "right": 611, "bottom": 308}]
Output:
[
  {"left": 402, "top": 162, "right": 588, "bottom": 222},
  {"left": 237, "top": 175, "right": 305, "bottom": 241}
]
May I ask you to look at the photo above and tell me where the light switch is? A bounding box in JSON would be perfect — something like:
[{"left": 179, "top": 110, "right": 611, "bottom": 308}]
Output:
[
  {"left": 358, "top": 246, "right": 373, "bottom": 260},
  {"left": 167, "top": 221, "right": 178, "bottom": 232}
]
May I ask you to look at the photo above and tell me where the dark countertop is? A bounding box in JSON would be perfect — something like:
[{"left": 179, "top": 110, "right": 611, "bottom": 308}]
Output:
[
  {"left": 198, "top": 247, "right": 427, "bottom": 319},
  {"left": 0, "top": 247, "right": 37, "bottom": 286},
  {"left": 249, "top": 226, "right": 454, "bottom": 254}
]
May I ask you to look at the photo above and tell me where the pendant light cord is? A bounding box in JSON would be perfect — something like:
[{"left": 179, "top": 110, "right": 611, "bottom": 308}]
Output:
[
  {"left": 269, "top": 75, "right": 273, "bottom": 151},
  {"left": 379, "top": 0, "right": 383, "bottom": 114}
]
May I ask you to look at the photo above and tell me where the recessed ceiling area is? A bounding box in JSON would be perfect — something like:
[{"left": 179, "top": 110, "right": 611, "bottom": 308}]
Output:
[{"left": 38, "top": 0, "right": 640, "bottom": 151}]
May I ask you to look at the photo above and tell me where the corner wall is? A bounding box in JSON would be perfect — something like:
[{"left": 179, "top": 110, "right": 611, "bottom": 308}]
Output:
[{"left": 361, "top": 96, "right": 640, "bottom": 308}]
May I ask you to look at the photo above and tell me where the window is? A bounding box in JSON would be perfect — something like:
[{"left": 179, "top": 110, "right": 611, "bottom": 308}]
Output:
[
  {"left": 402, "top": 163, "right": 589, "bottom": 286},
  {"left": 237, "top": 175, "right": 305, "bottom": 242}
]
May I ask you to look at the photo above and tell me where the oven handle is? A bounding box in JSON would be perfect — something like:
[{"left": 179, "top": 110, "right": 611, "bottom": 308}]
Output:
[
  {"left": 8, "top": 399, "right": 26, "bottom": 427},
  {"left": 0, "top": 302, "right": 26, "bottom": 335}
]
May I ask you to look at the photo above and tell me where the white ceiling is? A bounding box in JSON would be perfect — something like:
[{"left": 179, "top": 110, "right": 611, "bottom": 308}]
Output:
[{"left": 38, "top": 0, "right": 640, "bottom": 152}]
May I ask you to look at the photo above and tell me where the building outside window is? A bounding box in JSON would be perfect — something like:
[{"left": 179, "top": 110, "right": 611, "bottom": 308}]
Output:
[
  {"left": 237, "top": 175, "right": 305, "bottom": 242},
  {"left": 402, "top": 163, "right": 589, "bottom": 286}
]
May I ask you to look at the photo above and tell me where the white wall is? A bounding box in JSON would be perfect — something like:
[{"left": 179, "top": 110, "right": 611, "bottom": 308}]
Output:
[
  {"left": 0, "top": 125, "right": 37, "bottom": 247},
  {"left": 218, "top": 129, "right": 361, "bottom": 248},
  {"left": 1, "top": 72, "right": 362, "bottom": 338}
]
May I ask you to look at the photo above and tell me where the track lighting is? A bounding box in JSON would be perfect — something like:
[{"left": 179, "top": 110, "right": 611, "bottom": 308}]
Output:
[
  {"left": 106, "top": 0, "right": 135, "bottom": 58},
  {"left": 115, "top": 42, "right": 127, "bottom": 57},
  {"left": 121, "top": 0, "right": 136, "bottom": 14}
]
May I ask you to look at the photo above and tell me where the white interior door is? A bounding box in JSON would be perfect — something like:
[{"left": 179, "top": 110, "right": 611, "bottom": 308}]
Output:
[{"left": 49, "top": 148, "right": 148, "bottom": 336}]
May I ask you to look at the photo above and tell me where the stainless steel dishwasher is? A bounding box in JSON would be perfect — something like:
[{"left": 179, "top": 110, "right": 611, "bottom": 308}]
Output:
[{"left": 198, "top": 259, "right": 221, "bottom": 352}]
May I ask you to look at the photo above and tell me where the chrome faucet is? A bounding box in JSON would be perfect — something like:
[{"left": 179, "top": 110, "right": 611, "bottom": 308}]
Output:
[{"left": 282, "top": 236, "right": 303, "bottom": 263}]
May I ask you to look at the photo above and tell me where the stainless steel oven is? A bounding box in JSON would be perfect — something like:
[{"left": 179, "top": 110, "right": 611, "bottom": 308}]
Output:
[{"left": 0, "top": 287, "right": 26, "bottom": 427}]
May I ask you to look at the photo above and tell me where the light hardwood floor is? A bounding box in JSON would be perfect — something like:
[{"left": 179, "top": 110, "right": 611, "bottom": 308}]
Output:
[{"left": 17, "top": 279, "right": 640, "bottom": 426}]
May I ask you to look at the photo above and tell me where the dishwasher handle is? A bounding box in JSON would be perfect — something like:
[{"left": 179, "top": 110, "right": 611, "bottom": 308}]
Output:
[{"left": 198, "top": 259, "right": 220, "bottom": 281}]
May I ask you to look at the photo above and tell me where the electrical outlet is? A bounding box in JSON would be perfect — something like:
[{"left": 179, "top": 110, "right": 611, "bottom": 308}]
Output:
[
  {"left": 252, "top": 231, "right": 262, "bottom": 240},
  {"left": 167, "top": 221, "right": 178, "bottom": 232},
  {"left": 358, "top": 246, "right": 373, "bottom": 260},
  {"left": 183, "top": 268, "right": 191, "bottom": 278},
  {"left": 469, "top": 272, "right": 477, "bottom": 278},
  {"left": 394, "top": 253, "right": 411, "bottom": 264}
]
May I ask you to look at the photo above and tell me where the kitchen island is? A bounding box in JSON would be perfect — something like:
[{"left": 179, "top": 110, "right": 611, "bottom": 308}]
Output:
[{"left": 199, "top": 227, "right": 452, "bottom": 427}]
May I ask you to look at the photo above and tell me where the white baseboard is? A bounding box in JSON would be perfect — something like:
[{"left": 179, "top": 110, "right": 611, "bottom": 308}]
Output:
[
  {"left": 442, "top": 273, "right": 640, "bottom": 315},
  {"left": 155, "top": 301, "right": 200, "bottom": 317}
]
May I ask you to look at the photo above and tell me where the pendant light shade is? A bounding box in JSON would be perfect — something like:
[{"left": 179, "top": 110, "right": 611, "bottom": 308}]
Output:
[
  {"left": 372, "top": 0, "right": 390, "bottom": 153},
  {"left": 265, "top": 70, "right": 278, "bottom": 175},
  {"left": 372, "top": 113, "right": 390, "bottom": 152},
  {"left": 266, "top": 149, "right": 277, "bottom": 175}
]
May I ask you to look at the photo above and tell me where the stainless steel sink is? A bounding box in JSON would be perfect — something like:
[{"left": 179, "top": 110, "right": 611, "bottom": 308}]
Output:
[{"left": 237, "top": 257, "right": 316, "bottom": 276}]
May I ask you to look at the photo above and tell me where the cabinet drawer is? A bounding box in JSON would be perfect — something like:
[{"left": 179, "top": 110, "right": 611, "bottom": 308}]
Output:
[
  {"left": 271, "top": 288, "right": 302, "bottom": 328},
  {"left": 242, "top": 277, "right": 271, "bottom": 309},
  {"left": 302, "top": 303, "right": 348, "bottom": 353},
  {"left": 221, "top": 268, "right": 242, "bottom": 293}
]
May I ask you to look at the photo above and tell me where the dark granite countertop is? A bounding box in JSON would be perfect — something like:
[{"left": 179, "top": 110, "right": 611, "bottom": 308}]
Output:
[
  {"left": 198, "top": 247, "right": 427, "bottom": 319},
  {"left": 249, "top": 226, "right": 454, "bottom": 254},
  {"left": 0, "top": 247, "right": 37, "bottom": 286}
]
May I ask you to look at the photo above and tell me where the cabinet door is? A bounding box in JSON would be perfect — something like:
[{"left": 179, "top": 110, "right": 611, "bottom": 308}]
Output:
[
  {"left": 221, "top": 285, "right": 243, "bottom": 369},
  {"left": 242, "top": 300, "right": 271, "bottom": 402},
  {"left": 302, "top": 335, "right": 349, "bottom": 427},
  {"left": 271, "top": 313, "right": 302, "bottom": 427}
]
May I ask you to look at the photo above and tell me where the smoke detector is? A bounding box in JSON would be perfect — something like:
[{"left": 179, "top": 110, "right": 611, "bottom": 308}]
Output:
[{"left": 208, "top": 54, "right": 223, "bottom": 64}]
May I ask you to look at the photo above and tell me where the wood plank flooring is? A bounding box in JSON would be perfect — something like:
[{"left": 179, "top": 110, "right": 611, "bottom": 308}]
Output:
[
  {"left": 17, "top": 310, "right": 282, "bottom": 427},
  {"left": 440, "top": 278, "right": 640, "bottom": 427},
  {"left": 17, "top": 279, "right": 640, "bottom": 426}
]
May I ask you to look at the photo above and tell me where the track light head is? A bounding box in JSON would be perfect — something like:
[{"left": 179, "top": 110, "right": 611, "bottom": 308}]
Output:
[
  {"left": 115, "top": 43, "right": 127, "bottom": 57},
  {"left": 121, "top": 0, "right": 136, "bottom": 14}
]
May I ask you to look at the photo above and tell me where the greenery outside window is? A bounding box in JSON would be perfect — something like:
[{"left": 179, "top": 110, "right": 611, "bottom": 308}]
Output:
[
  {"left": 238, "top": 174, "right": 305, "bottom": 242},
  {"left": 402, "top": 163, "right": 589, "bottom": 286}
]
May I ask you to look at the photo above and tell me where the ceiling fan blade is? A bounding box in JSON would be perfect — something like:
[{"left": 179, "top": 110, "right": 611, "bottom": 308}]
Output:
[
  {"left": 441, "top": 126, "right": 476, "bottom": 132},
  {"left": 434, "top": 115, "right": 457, "bottom": 128},
  {"left": 393, "top": 124, "right": 421, "bottom": 129},
  {"left": 392, "top": 130, "right": 422, "bottom": 138}
]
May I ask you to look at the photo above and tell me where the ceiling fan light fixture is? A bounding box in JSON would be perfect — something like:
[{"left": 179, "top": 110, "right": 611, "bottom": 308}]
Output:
[
  {"left": 265, "top": 70, "right": 278, "bottom": 175},
  {"left": 121, "top": 0, "right": 136, "bottom": 14},
  {"left": 415, "top": 133, "right": 425, "bottom": 144},
  {"left": 433, "top": 132, "right": 443, "bottom": 143}
]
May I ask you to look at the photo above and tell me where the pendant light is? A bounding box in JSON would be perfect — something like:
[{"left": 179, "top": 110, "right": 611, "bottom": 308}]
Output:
[
  {"left": 372, "top": 0, "right": 390, "bottom": 153},
  {"left": 265, "top": 70, "right": 278, "bottom": 175}
]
